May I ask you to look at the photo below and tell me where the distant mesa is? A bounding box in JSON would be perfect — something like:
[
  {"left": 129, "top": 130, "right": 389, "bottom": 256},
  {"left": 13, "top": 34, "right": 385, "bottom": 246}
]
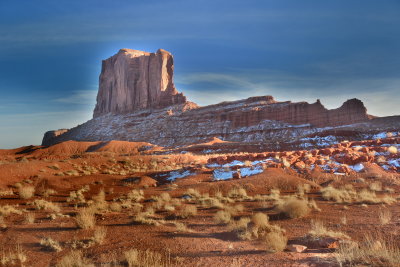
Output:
[{"left": 42, "top": 48, "right": 393, "bottom": 148}]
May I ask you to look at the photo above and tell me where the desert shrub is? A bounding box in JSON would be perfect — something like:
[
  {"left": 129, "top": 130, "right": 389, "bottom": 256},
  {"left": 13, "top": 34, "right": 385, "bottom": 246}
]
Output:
[
  {"left": 124, "top": 248, "right": 171, "bottom": 267},
  {"left": 185, "top": 188, "right": 201, "bottom": 199},
  {"left": 224, "top": 204, "right": 244, "bottom": 216},
  {"left": 93, "top": 226, "right": 107, "bottom": 244},
  {"left": 276, "top": 197, "right": 310, "bottom": 218},
  {"left": 75, "top": 208, "right": 96, "bottom": 229},
  {"left": 18, "top": 186, "right": 35, "bottom": 199},
  {"left": 33, "top": 199, "right": 60, "bottom": 212},
  {"left": 56, "top": 250, "right": 94, "bottom": 267},
  {"left": 252, "top": 213, "right": 269, "bottom": 228},
  {"left": 321, "top": 186, "right": 355, "bottom": 203},
  {"left": 369, "top": 182, "right": 382, "bottom": 192},
  {"left": 263, "top": 231, "right": 288, "bottom": 252},
  {"left": 127, "top": 189, "right": 144, "bottom": 202},
  {"left": 24, "top": 213, "right": 35, "bottom": 224},
  {"left": 109, "top": 202, "right": 122, "bottom": 212},
  {"left": 177, "top": 205, "right": 197, "bottom": 218},
  {"left": 0, "top": 245, "right": 26, "bottom": 266},
  {"left": 379, "top": 210, "right": 391, "bottom": 225},
  {"left": 336, "top": 233, "right": 400, "bottom": 267},
  {"left": 0, "top": 205, "right": 22, "bottom": 217},
  {"left": 40, "top": 237, "right": 62, "bottom": 252},
  {"left": 227, "top": 187, "right": 248, "bottom": 199},
  {"left": 214, "top": 210, "right": 231, "bottom": 224},
  {"left": 308, "top": 220, "right": 349, "bottom": 239}
]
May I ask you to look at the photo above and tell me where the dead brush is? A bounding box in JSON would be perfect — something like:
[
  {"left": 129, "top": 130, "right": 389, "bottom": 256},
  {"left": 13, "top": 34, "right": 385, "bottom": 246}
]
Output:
[
  {"left": 378, "top": 209, "right": 392, "bottom": 225},
  {"left": 336, "top": 232, "right": 400, "bottom": 267},
  {"left": 40, "top": 237, "right": 62, "bottom": 252},
  {"left": 124, "top": 248, "right": 171, "bottom": 267},
  {"left": 308, "top": 220, "right": 350, "bottom": 239},
  {"left": 321, "top": 186, "right": 396, "bottom": 205},
  {"left": 176, "top": 204, "right": 197, "bottom": 219},
  {"left": 274, "top": 197, "right": 311, "bottom": 218},
  {"left": 0, "top": 245, "right": 27, "bottom": 266},
  {"left": 56, "top": 250, "right": 94, "bottom": 267},
  {"left": 32, "top": 199, "right": 60, "bottom": 213},
  {"left": 75, "top": 208, "right": 96, "bottom": 229},
  {"left": 227, "top": 187, "right": 249, "bottom": 200},
  {"left": 18, "top": 186, "right": 35, "bottom": 199}
]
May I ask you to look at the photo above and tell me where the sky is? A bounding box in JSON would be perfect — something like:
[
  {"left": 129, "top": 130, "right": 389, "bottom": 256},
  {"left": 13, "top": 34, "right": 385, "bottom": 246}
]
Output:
[{"left": 0, "top": 0, "right": 399, "bottom": 148}]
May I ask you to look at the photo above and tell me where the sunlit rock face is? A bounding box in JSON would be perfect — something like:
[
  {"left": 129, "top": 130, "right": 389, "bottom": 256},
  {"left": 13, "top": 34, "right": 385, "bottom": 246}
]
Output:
[{"left": 93, "top": 48, "right": 187, "bottom": 117}]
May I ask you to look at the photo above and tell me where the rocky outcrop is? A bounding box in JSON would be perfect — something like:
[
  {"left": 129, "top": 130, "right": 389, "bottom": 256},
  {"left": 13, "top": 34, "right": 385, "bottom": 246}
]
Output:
[
  {"left": 93, "top": 48, "right": 186, "bottom": 117},
  {"left": 42, "top": 129, "right": 69, "bottom": 147},
  {"left": 42, "top": 48, "right": 385, "bottom": 148}
]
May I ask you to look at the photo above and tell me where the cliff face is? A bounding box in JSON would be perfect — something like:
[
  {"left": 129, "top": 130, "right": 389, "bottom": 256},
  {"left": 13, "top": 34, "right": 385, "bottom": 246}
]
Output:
[{"left": 93, "top": 48, "right": 186, "bottom": 117}]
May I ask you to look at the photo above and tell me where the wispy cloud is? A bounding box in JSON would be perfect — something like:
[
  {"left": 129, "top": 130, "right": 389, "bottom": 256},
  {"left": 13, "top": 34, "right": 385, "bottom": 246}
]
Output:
[{"left": 54, "top": 90, "right": 97, "bottom": 105}]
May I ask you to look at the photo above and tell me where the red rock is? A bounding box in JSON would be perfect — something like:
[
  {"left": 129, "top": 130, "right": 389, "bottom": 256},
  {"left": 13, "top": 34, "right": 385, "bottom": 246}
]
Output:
[{"left": 93, "top": 49, "right": 187, "bottom": 117}]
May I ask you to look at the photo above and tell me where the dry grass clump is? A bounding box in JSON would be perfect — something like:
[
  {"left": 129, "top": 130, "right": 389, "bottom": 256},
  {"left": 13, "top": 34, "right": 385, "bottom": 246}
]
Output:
[
  {"left": 378, "top": 209, "right": 392, "bottom": 225},
  {"left": 0, "top": 245, "right": 26, "bottom": 266},
  {"left": 252, "top": 213, "right": 269, "bottom": 229},
  {"left": 89, "top": 190, "right": 109, "bottom": 213},
  {"left": 93, "top": 226, "right": 107, "bottom": 244},
  {"left": 229, "top": 212, "right": 287, "bottom": 252},
  {"left": 227, "top": 187, "right": 249, "bottom": 200},
  {"left": 308, "top": 220, "right": 350, "bottom": 239},
  {"left": 75, "top": 208, "right": 96, "bottom": 229},
  {"left": 0, "top": 205, "right": 22, "bottom": 217},
  {"left": 336, "top": 232, "right": 400, "bottom": 267},
  {"left": 185, "top": 188, "right": 202, "bottom": 199},
  {"left": 0, "top": 189, "right": 14, "bottom": 197},
  {"left": 109, "top": 202, "right": 122, "bottom": 212},
  {"left": 124, "top": 248, "right": 171, "bottom": 267},
  {"left": 18, "top": 186, "right": 35, "bottom": 199},
  {"left": 33, "top": 199, "right": 60, "bottom": 212},
  {"left": 369, "top": 181, "right": 382, "bottom": 192},
  {"left": 40, "top": 237, "right": 62, "bottom": 252},
  {"left": 214, "top": 210, "right": 231, "bottom": 224},
  {"left": 321, "top": 186, "right": 396, "bottom": 205},
  {"left": 24, "top": 213, "right": 35, "bottom": 224},
  {"left": 275, "top": 197, "right": 310, "bottom": 218},
  {"left": 177, "top": 205, "right": 197, "bottom": 218},
  {"left": 56, "top": 250, "right": 94, "bottom": 267},
  {"left": 67, "top": 185, "right": 89, "bottom": 206},
  {"left": 222, "top": 204, "right": 244, "bottom": 217},
  {"left": 263, "top": 231, "right": 288, "bottom": 252},
  {"left": 127, "top": 189, "right": 144, "bottom": 202}
]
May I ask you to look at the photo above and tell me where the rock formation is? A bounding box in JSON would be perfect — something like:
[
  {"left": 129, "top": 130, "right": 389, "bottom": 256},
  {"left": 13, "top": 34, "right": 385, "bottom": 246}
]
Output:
[
  {"left": 93, "top": 48, "right": 187, "bottom": 117},
  {"left": 42, "top": 48, "right": 390, "bottom": 148}
]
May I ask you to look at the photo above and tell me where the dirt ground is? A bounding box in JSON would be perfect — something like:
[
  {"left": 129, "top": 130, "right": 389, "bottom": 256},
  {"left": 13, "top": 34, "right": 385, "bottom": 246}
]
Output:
[{"left": 0, "top": 139, "right": 399, "bottom": 267}]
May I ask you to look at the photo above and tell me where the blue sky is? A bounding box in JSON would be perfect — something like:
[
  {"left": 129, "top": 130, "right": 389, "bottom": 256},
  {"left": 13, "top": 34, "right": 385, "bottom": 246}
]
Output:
[{"left": 0, "top": 0, "right": 399, "bottom": 148}]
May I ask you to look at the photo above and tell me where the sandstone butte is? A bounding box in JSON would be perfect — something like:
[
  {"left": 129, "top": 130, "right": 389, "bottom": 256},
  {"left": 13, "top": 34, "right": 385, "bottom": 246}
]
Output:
[{"left": 42, "top": 48, "right": 399, "bottom": 148}]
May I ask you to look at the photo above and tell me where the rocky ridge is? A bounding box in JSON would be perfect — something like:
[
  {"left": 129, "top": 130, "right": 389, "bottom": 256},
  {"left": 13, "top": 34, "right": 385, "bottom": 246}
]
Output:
[{"left": 42, "top": 48, "right": 399, "bottom": 148}]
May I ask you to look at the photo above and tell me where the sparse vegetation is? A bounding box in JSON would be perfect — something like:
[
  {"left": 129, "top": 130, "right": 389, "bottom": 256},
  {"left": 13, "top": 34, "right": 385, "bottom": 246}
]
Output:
[
  {"left": 124, "top": 248, "right": 171, "bottom": 267},
  {"left": 275, "top": 197, "right": 310, "bottom": 218},
  {"left": 18, "top": 186, "right": 35, "bottom": 199},
  {"left": 40, "top": 237, "right": 62, "bottom": 252},
  {"left": 75, "top": 208, "right": 96, "bottom": 229},
  {"left": 56, "top": 250, "right": 94, "bottom": 267}
]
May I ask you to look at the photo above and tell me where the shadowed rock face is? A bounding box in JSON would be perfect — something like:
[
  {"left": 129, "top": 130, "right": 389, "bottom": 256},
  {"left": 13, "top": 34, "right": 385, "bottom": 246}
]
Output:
[{"left": 93, "top": 48, "right": 186, "bottom": 117}]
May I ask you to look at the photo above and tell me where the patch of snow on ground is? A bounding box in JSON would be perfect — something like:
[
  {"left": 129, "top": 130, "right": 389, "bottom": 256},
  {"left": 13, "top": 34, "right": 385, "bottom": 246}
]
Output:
[
  {"left": 213, "top": 169, "right": 235, "bottom": 180},
  {"left": 206, "top": 163, "right": 221, "bottom": 168},
  {"left": 239, "top": 165, "right": 264, "bottom": 177},
  {"left": 350, "top": 163, "right": 365, "bottom": 172},
  {"left": 388, "top": 159, "right": 400, "bottom": 168},
  {"left": 223, "top": 160, "right": 245, "bottom": 167},
  {"left": 164, "top": 170, "right": 194, "bottom": 181}
]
